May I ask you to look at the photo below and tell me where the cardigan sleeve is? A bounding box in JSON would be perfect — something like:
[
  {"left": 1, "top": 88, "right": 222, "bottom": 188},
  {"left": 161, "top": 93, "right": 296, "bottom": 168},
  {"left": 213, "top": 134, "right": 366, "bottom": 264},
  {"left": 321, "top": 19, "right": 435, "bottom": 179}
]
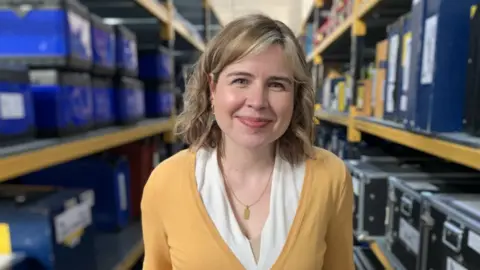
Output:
[
  {"left": 323, "top": 162, "right": 354, "bottom": 270},
  {"left": 141, "top": 171, "right": 172, "bottom": 270}
]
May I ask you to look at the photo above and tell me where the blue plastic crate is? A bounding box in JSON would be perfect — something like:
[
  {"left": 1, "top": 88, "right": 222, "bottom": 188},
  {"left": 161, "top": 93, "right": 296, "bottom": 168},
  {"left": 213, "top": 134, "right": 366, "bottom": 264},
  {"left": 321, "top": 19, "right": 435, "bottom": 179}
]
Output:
[
  {"left": 114, "top": 77, "right": 145, "bottom": 125},
  {"left": 144, "top": 82, "right": 174, "bottom": 118},
  {"left": 113, "top": 25, "right": 138, "bottom": 77},
  {"left": 0, "top": 185, "right": 97, "bottom": 270},
  {"left": 20, "top": 154, "right": 131, "bottom": 232},
  {"left": 0, "top": 0, "right": 92, "bottom": 70},
  {"left": 138, "top": 47, "right": 172, "bottom": 82},
  {"left": 92, "top": 76, "right": 114, "bottom": 128},
  {"left": 406, "top": 0, "right": 480, "bottom": 133},
  {"left": 0, "top": 64, "right": 35, "bottom": 146},
  {"left": 29, "top": 70, "right": 94, "bottom": 137},
  {"left": 90, "top": 13, "right": 115, "bottom": 75}
]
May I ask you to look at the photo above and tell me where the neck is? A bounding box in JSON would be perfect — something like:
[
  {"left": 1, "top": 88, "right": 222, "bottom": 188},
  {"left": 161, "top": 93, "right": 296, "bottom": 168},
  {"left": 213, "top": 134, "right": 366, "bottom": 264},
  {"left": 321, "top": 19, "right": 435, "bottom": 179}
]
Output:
[{"left": 220, "top": 139, "right": 275, "bottom": 178}]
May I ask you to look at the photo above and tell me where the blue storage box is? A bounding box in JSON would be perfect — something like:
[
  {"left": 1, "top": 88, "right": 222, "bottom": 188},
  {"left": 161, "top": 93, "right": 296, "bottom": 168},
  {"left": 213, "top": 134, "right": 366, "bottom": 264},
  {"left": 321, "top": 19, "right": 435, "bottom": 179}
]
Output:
[
  {"left": 138, "top": 47, "right": 172, "bottom": 82},
  {"left": 29, "top": 70, "right": 94, "bottom": 137},
  {"left": 20, "top": 154, "right": 131, "bottom": 232},
  {"left": 90, "top": 14, "right": 115, "bottom": 75},
  {"left": 406, "top": 0, "right": 480, "bottom": 133},
  {"left": 398, "top": 13, "right": 412, "bottom": 126},
  {"left": 0, "top": 64, "right": 35, "bottom": 146},
  {"left": 0, "top": 185, "right": 97, "bottom": 270},
  {"left": 0, "top": 0, "right": 92, "bottom": 71},
  {"left": 114, "top": 25, "right": 138, "bottom": 77},
  {"left": 384, "top": 16, "right": 405, "bottom": 123},
  {"left": 92, "top": 76, "right": 114, "bottom": 128},
  {"left": 0, "top": 253, "right": 29, "bottom": 270},
  {"left": 144, "top": 82, "right": 174, "bottom": 118},
  {"left": 114, "top": 77, "right": 145, "bottom": 125}
]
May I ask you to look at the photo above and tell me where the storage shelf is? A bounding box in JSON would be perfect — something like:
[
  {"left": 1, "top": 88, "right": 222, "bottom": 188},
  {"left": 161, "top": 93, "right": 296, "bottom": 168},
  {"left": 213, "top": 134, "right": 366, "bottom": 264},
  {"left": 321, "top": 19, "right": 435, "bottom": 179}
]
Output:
[
  {"left": 96, "top": 222, "right": 143, "bottom": 270},
  {"left": 0, "top": 118, "right": 175, "bottom": 182},
  {"left": 306, "top": 0, "right": 383, "bottom": 62},
  {"left": 315, "top": 110, "right": 480, "bottom": 170},
  {"left": 135, "top": 0, "right": 206, "bottom": 51},
  {"left": 306, "top": 15, "right": 355, "bottom": 62},
  {"left": 315, "top": 110, "right": 349, "bottom": 126}
]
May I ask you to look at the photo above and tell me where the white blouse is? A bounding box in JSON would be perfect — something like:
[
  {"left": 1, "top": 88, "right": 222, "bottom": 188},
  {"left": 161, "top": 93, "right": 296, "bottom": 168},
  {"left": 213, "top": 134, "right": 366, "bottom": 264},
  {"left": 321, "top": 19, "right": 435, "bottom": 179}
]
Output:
[{"left": 195, "top": 148, "right": 306, "bottom": 270}]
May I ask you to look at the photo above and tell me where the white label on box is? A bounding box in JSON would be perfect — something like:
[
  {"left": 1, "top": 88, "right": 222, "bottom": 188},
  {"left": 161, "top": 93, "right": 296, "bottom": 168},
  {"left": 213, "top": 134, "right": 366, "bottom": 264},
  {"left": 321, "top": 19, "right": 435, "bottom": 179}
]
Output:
[
  {"left": 446, "top": 257, "right": 468, "bottom": 270},
  {"left": 468, "top": 230, "right": 480, "bottom": 255},
  {"left": 400, "top": 94, "right": 408, "bottom": 112},
  {"left": 0, "top": 255, "right": 15, "bottom": 268},
  {"left": 0, "top": 93, "right": 25, "bottom": 120},
  {"left": 403, "top": 33, "right": 412, "bottom": 91},
  {"left": 386, "top": 83, "right": 395, "bottom": 112},
  {"left": 388, "top": 34, "right": 400, "bottom": 83},
  {"left": 118, "top": 173, "right": 128, "bottom": 211},
  {"left": 421, "top": 15, "right": 438, "bottom": 85},
  {"left": 352, "top": 177, "right": 360, "bottom": 196},
  {"left": 405, "top": 181, "right": 439, "bottom": 191},
  {"left": 399, "top": 218, "right": 420, "bottom": 255},
  {"left": 80, "top": 190, "right": 95, "bottom": 208},
  {"left": 67, "top": 11, "right": 92, "bottom": 59},
  {"left": 54, "top": 201, "right": 92, "bottom": 245}
]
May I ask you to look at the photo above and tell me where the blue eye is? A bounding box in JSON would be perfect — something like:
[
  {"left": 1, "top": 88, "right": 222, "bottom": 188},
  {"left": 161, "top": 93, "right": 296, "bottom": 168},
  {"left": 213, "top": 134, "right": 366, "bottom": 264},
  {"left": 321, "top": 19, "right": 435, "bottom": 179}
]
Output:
[
  {"left": 269, "top": 82, "right": 285, "bottom": 90},
  {"left": 232, "top": 78, "right": 249, "bottom": 85}
]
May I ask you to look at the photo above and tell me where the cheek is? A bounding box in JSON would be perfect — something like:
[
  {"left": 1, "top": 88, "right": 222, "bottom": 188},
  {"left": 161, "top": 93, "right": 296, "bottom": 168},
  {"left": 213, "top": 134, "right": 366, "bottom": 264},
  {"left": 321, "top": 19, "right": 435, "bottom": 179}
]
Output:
[
  {"left": 213, "top": 88, "right": 244, "bottom": 115},
  {"left": 271, "top": 93, "right": 295, "bottom": 121}
]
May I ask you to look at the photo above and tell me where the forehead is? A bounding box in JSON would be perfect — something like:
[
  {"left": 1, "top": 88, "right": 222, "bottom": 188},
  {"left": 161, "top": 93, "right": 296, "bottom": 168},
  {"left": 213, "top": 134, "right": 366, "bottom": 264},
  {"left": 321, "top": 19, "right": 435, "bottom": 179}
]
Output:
[{"left": 221, "top": 45, "right": 292, "bottom": 77}]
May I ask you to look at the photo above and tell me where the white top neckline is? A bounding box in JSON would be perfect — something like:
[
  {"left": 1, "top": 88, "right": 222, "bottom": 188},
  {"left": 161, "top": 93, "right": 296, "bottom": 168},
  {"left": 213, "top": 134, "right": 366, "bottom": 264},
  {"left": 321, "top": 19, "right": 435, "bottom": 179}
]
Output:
[{"left": 195, "top": 148, "right": 305, "bottom": 270}]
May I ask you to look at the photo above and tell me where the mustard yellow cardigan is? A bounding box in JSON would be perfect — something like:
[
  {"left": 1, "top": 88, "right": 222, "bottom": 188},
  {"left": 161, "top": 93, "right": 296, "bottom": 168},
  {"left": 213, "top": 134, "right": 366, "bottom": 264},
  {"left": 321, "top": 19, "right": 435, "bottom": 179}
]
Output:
[{"left": 141, "top": 147, "right": 354, "bottom": 270}]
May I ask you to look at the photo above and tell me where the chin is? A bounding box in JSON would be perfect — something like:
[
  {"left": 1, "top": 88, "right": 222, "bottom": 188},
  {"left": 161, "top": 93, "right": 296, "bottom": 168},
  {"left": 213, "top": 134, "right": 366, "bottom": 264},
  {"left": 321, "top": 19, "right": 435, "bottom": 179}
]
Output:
[{"left": 231, "top": 134, "right": 276, "bottom": 150}]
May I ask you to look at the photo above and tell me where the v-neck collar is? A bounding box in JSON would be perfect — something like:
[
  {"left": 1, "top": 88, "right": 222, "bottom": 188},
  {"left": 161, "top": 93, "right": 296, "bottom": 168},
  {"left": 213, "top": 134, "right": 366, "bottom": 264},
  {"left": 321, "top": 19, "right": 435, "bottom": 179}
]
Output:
[{"left": 188, "top": 149, "right": 313, "bottom": 269}]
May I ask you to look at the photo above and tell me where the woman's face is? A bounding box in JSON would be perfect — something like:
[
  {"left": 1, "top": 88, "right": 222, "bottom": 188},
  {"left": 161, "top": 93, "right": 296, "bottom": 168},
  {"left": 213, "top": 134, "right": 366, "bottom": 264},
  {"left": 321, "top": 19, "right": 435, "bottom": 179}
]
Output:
[{"left": 210, "top": 45, "right": 295, "bottom": 150}]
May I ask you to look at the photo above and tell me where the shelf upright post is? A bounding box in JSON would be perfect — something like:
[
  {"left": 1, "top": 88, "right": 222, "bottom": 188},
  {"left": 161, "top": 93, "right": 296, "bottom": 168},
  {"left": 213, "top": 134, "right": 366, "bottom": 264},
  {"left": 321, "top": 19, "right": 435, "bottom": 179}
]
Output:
[
  {"left": 347, "top": 0, "right": 365, "bottom": 142},
  {"left": 311, "top": 0, "right": 323, "bottom": 93},
  {"left": 202, "top": 0, "right": 212, "bottom": 43},
  {"left": 163, "top": 0, "right": 177, "bottom": 143}
]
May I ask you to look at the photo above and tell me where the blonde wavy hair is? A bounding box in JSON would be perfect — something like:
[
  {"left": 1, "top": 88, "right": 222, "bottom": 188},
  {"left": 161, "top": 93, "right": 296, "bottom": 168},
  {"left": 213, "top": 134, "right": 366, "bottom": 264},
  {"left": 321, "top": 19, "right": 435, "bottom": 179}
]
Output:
[{"left": 174, "top": 13, "right": 316, "bottom": 164}]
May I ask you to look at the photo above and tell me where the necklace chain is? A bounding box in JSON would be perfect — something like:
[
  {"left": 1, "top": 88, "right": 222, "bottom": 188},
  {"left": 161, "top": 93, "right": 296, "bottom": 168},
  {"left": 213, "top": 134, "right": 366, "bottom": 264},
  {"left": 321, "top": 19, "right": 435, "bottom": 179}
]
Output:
[{"left": 217, "top": 153, "right": 273, "bottom": 220}]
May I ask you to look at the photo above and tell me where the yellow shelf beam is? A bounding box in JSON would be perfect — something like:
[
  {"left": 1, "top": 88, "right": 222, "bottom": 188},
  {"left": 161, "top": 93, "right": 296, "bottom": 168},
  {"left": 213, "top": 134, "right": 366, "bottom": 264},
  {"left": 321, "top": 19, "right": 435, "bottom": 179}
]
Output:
[
  {"left": 114, "top": 240, "right": 144, "bottom": 270},
  {"left": 356, "top": 0, "right": 383, "bottom": 18},
  {"left": 0, "top": 118, "right": 175, "bottom": 182},
  {"left": 354, "top": 119, "right": 480, "bottom": 171},
  {"left": 315, "top": 110, "right": 349, "bottom": 126},
  {"left": 369, "top": 241, "right": 394, "bottom": 270},
  {"left": 135, "top": 0, "right": 206, "bottom": 51}
]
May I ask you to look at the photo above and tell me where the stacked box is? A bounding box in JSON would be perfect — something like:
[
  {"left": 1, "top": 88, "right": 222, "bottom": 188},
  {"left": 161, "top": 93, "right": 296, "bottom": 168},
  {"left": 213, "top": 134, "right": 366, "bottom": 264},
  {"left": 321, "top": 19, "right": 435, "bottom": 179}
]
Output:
[
  {"left": 406, "top": 0, "right": 480, "bottom": 132},
  {"left": 0, "top": 185, "right": 97, "bottom": 270},
  {"left": 29, "top": 70, "right": 94, "bottom": 137},
  {"left": 0, "top": 64, "right": 35, "bottom": 146},
  {"left": 0, "top": 0, "right": 92, "bottom": 71}
]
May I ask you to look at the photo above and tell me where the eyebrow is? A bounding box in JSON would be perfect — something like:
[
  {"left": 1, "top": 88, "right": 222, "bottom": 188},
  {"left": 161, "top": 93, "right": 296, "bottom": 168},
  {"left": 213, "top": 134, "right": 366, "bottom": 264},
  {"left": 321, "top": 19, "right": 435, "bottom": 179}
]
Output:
[{"left": 226, "top": 71, "right": 293, "bottom": 85}]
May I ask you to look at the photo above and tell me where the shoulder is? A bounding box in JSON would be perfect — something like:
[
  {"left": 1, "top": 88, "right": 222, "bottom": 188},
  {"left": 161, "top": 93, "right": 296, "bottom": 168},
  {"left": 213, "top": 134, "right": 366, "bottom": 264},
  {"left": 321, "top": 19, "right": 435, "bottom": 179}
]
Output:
[
  {"left": 306, "top": 147, "right": 351, "bottom": 194},
  {"left": 142, "top": 149, "right": 195, "bottom": 202},
  {"left": 309, "top": 147, "right": 349, "bottom": 178}
]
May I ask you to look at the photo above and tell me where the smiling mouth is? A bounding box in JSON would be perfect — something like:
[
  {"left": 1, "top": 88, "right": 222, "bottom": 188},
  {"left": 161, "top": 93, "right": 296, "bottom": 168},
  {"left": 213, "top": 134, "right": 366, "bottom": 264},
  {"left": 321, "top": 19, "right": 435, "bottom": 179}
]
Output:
[{"left": 236, "top": 116, "right": 272, "bottom": 128}]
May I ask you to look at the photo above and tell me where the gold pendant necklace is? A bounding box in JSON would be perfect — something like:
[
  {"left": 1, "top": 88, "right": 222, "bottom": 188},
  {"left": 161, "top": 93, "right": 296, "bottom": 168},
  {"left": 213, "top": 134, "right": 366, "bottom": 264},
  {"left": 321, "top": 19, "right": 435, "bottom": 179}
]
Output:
[
  {"left": 218, "top": 153, "right": 273, "bottom": 221},
  {"left": 243, "top": 206, "right": 251, "bottom": 220}
]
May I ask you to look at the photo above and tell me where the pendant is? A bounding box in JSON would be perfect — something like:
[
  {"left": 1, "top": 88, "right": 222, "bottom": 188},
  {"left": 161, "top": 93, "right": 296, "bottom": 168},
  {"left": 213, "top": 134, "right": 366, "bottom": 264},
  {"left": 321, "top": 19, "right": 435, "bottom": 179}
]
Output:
[{"left": 243, "top": 206, "right": 250, "bottom": 220}]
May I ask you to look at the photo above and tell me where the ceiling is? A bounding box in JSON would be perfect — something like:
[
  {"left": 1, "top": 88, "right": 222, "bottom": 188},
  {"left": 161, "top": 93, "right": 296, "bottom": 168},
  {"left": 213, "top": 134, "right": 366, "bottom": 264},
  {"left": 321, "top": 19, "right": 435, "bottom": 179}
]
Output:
[
  {"left": 81, "top": 0, "right": 313, "bottom": 51},
  {"left": 207, "top": 0, "right": 314, "bottom": 35}
]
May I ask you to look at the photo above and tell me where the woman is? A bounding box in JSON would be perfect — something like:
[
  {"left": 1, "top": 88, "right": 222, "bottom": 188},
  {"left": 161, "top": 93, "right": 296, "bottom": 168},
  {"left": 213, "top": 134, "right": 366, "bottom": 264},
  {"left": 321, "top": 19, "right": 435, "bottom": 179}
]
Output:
[{"left": 141, "top": 13, "right": 354, "bottom": 270}]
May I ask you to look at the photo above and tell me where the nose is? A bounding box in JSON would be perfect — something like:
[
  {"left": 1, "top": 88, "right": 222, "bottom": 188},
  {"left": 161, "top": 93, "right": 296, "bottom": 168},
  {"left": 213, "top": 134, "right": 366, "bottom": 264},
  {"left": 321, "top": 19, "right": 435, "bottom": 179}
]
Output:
[{"left": 246, "top": 83, "right": 268, "bottom": 110}]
